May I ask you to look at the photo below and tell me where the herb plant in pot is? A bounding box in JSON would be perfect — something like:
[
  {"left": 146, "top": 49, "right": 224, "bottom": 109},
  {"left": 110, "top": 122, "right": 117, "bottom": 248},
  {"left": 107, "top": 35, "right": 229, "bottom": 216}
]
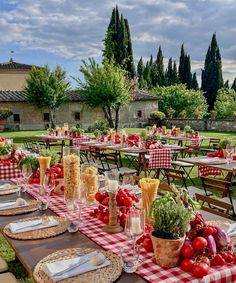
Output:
[{"left": 150, "top": 194, "right": 192, "bottom": 268}]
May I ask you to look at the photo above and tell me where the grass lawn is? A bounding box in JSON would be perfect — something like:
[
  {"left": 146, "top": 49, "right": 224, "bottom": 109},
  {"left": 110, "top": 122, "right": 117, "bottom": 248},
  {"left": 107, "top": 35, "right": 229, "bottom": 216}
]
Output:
[{"left": 0, "top": 128, "right": 236, "bottom": 282}]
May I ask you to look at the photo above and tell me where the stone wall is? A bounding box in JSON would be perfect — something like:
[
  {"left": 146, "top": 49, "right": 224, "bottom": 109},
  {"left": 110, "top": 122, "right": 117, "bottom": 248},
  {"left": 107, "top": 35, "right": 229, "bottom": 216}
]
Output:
[
  {"left": 0, "top": 72, "right": 30, "bottom": 91},
  {"left": 165, "top": 118, "right": 236, "bottom": 132},
  {"left": 2, "top": 99, "right": 158, "bottom": 130}
]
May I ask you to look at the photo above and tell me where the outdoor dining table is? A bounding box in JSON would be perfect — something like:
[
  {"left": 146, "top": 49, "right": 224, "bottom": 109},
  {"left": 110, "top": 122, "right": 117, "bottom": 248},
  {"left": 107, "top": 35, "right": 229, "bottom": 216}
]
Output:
[
  {"left": 0, "top": 180, "right": 236, "bottom": 283},
  {"left": 159, "top": 135, "right": 209, "bottom": 146}
]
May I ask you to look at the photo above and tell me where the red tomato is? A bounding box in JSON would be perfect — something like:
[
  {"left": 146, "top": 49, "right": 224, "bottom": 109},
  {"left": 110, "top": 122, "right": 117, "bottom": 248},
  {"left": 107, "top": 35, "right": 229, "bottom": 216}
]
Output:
[
  {"left": 192, "top": 237, "right": 208, "bottom": 251},
  {"left": 180, "top": 258, "right": 194, "bottom": 272},
  {"left": 102, "top": 197, "right": 110, "bottom": 206},
  {"left": 204, "top": 226, "right": 214, "bottom": 235},
  {"left": 103, "top": 215, "right": 109, "bottom": 224},
  {"left": 123, "top": 197, "right": 133, "bottom": 208},
  {"left": 192, "top": 262, "right": 209, "bottom": 278},
  {"left": 181, "top": 243, "right": 195, "bottom": 258},
  {"left": 200, "top": 256, "right": 211, "bottom": 266},
  {"left": 95, "top": 192, "right": 105, "bottom": 203},
  {"left": 97, "top": 211, "right": 104, "bottom": 222},
  {"left": 142, "top": 238, "right": 154, "bottom": 252},
  {"left": 213, "top": 254, "right": 225, "bottom": 266}
]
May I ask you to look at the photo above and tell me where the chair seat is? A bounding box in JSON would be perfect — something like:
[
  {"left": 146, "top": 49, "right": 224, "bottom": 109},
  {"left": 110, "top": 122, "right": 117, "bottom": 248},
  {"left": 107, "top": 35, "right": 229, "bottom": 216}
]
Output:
[
  {"left": 187, "top": 186, "right": 205, "bottom": 198},
  {"left": 0, "top": 272, "right": 17, "bottom": 283},
  {"left": 118, "top": 167, "right": 137, "bottom": 175},
  {"left": 124, "top": 153, "right": 139, "bottom": 158},
  {"left": 221, "top": 197, "right": 236, "bottom": 208},
  {"left": 0, "top": 257, "right": 8, "bottom": 273},
  {"left": 171, "top": 160, "right": 194, "bottom": 167}
]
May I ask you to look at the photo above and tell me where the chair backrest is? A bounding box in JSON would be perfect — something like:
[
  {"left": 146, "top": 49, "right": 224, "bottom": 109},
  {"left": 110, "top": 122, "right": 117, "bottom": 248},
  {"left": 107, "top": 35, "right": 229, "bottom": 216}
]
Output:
[
  {"left": 158, "top": 182, "right": 173, "bottom": 196},
  {"left": 23, "top": 140, "right": 40, "bottom": 153},
  {"left": 195, "top": 193, "right": 232, "bottom": 218},
  {"left": 163, "top": 167, "right": 187, "bottom": 190},
  {"left": 208, "top": 138, "right": 220, "bottom": 149},
  {"left": 200, "top": 176, "right": 231, "bottom": 198}
]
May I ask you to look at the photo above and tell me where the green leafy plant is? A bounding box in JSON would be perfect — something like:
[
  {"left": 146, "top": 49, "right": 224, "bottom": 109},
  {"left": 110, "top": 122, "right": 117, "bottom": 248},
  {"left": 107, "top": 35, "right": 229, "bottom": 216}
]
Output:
[
  {"left": 87, "top": 120, "right": 110, "bottom": 132},
  {"left": 0, "top": 108, "right": 13, "bottom": 120},
  {"left": 18, "top": 156, "right": 39, "bottom": 171},
  {"left": 140, "top": 129, "right": 147, "bottom": 140},
  {"left": 218, "top": 139, "right": 231, "bottom": 149},
  {"left": 94, "top": 130, "right": 101, "bottom": 137},
  {"left": 179, "top": 110, "right": 187, "bottom": 118},
  {"left": 102, "top": 129, "right": 109, "bottom": 136},
  {"left": 70, "top": 126, "right": 77, "bottom": 133},
  {"left": 150, "top": 191, "right": 192, "bottom": 239},
  {"left": 0, "top": 144, "right": 12, "bottom": 155},
  {"left": 40, "top": 149, "right": 60, "bottom": 166},
  {"left": 150, "top": 111, "right": 166, "bottom": 121},
  {"left": 167, "top": 108, "right": 175, "bottom": 118},
  {"left": 184, "top": 125, "right": 192, "bottom": 133}
]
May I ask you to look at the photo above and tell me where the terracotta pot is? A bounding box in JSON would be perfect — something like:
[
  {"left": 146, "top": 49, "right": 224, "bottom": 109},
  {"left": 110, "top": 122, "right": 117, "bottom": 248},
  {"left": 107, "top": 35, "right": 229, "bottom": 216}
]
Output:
[{"left": 151, "top": 232, "right": 185, "bottom": 268}]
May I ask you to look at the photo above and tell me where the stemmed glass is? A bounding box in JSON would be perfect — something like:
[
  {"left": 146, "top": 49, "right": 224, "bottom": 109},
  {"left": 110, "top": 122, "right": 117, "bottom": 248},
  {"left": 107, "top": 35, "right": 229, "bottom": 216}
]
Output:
[
  {"left": 125, "top": 206, "right": 145, "bottom": 246},
  {"left": 37, "top": 173, "right": 54, "bottom": 211},
  {"left": 21, "top": 164, "right": 33, "bottom": 193},
  {"left": 226, "top": 144, "right": 234, "bottom": 163}
]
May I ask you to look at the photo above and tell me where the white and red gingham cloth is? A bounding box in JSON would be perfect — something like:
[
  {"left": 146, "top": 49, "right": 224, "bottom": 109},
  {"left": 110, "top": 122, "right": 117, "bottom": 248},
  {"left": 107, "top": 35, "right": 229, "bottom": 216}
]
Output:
[
  {"left": 10, "top": 182, "right": 235, "bottom": 283},
  {"left": 190, "top": 138, "right": 202, "bottom": 147},
  {"left": 148, "top": 148, "right": 171, "bottom": 169},
  {"left": 72, "top": 137, "right": 90, "bottom": 150},
  {"left": 0, "top": 163, "right": 22, "bottom": 180},
  {"left": 198, "top": 165, "right": 222, "bottom": 177}
]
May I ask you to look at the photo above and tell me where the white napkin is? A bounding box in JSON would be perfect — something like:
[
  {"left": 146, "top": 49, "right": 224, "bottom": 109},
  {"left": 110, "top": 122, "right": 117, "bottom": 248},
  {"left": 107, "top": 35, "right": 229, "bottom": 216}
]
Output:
[
  {"left": 226, "top": 223, "right": 236, "bottom": 237},
  {"left": 9, "top": 216, "right": 59, "bottom": 233},
  {"left": 0, "top": 200, "right": 29, "bottom": 211},
  {"left": 0, "top": 184, "right": 16, "bottom": 191},
  {"left": 43, "top": 251, "right": 110, "bottom": 282}
]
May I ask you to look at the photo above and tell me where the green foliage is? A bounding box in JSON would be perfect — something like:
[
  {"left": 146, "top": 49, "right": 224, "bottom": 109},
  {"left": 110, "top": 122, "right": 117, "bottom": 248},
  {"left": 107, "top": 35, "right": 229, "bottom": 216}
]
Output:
[
  {"left": 150, "top": 191, "right": 192, "bottom": 239},
  {"left": 179, "top": 110, "right": 187, "bottom": 118},
  {"left": 214, "top": 88, "right": 236, "bottom": 118},
  {"left": 178, "top": 44, "right": 192, "bottom": 89},
  {"left": 184, "top": 125, "right": 192, "bottom": 133},
  {"left": 153, "top": 84, "right": 207, "bottom": 118},
  {"left": 25, "top": 65, "right": 70, "bottom": 128},
  {"left": 191, "top": 73, "right": 199, "bottom": 90},
  {"left": 137, "top": 57, "right": 145, "bottom": 89},
  {"left": 0, "top": 144, "right": 12, "bottom": 155},
  {"left": 39, "top": 149, "right": 60, "bottom": 166},
  {"left": 201, "top": 33, "right": 223, "bottom": 110},
  {"left": 18, "top": 156, "right": 39, "bottom": 171},
  {"left": 0, "top": 108, "right": 13, "bottom": 120},
  {"left": 87, "top": 120, "right": 110, "bottom": 132},
  {"left": 93, "top": 130, "right": 101, "bottom": 137},
  {"left": 218, "top": 139, "right": 231, "bottom": 149},
  {"left": 76, "top": 59, "right": 132, "bottom": 130},
  {"left": 140, "top": 129, "right": 147, "bottom": 140},
  {"left": 232, "top": 78, "right": 236, "bottom": 91},
  {"left": 150, "top": 111, "right": 166, "bottom": 120}
]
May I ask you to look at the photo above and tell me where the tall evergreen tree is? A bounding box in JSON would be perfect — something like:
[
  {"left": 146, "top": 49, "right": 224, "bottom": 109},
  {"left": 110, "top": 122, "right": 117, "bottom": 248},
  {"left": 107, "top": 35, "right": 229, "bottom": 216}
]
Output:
[
  {"left": 149, "top": 54, "right": 158, "bottom": 87},
  {"left": 156, "top": 46, "right": 165, "bottom": 86},
  {"left": 143, "top": 61, "right": 152, "bottom": 89},
  {"left": 172, "top": 61, "right": 179, "bottom": 85},
  {"left": 192, "top": 72, "right": 199, "bottom": 90},
  {"left": 137, "top": 57, "right": 145, "bottom": 89},
  {"left": 178, "top": 44, "right": 192, "bottom": 89},
  {"left": 103, "top": 5, "right": 135, "bottom": 78},
  {"left": 224, "top": 80, "right": 229, "bottom": 89},
  {"left": 165, "top": 58, "right": 173, "bottom": 86},
  {"left": 232, "top": 78, "right": 236, "bottom": 91},
  {"left": 201, "top": 33, "right": 223, "bottom": 110}
]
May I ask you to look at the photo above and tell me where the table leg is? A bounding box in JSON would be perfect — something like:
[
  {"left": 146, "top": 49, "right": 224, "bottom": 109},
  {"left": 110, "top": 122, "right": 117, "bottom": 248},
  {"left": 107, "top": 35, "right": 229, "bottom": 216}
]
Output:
[{"left": 136, "top": 153, "right": 142, "bottom": 177}]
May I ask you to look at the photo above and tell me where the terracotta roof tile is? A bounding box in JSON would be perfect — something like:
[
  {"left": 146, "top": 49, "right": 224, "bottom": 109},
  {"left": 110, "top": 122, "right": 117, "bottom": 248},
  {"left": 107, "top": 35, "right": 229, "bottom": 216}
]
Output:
[{"left": 0, "top": 59, "right": 40, "bottom": 70}]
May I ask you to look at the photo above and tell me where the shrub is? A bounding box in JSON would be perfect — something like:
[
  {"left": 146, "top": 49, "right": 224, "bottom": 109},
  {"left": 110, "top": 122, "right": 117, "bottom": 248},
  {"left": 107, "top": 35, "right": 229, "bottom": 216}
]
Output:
[
  {"left": 179, "top": 110, "right": 187, "bottom": 118},
  {"left": 214, "top": 88, "right": 236, "bottom": 118},
  {"left": 150, "top": 111, "right": 166, "bottom": 121},
  {"left": 167, "top": 108, "right": 175, "bottom": 118},
  {"left": 218, "top": 139, "right": 231, "bottom": 149},
  {"left": 0, "top": 108, "right": 13, "bottom": 120},
  {"left": 87, "top": 120, "right": 110, "bottom": 132}
]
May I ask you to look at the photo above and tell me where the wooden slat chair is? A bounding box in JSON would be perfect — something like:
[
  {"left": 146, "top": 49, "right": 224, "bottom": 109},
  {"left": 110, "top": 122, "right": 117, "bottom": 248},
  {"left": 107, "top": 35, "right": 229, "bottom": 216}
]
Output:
[
  {"left": 200, "top": 138, "right": 220, "bottom": 155},
  {"left": 184, "top": 138, "right": 203, "bottom": 158},
  {"left": 171, "top": 159, "right": 195, "bottom": 185},
  {"left": 89, "top": 150, "right": 116, "bottom": 174},
  {"left": 23, "top": 140, "right": 41, "bottom": 153},
  {"left": 200, "top": 176, "right": 235, "bottom": 215},
  {"left": 163, "top": 167, "right": 188, "bottom": 191},
  {"left": 195, "top": 193, "right": 233, "bottom": 219}
]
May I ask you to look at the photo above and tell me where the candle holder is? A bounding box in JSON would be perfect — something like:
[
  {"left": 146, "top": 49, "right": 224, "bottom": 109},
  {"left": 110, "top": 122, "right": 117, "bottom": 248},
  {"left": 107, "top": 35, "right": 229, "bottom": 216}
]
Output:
[{"left": 103, "top": 170, "right": 123, "bottom": 234}]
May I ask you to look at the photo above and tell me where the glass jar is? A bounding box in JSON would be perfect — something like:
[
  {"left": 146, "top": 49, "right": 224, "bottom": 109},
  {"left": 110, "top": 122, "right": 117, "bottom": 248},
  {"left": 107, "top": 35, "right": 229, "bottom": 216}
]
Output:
[{"left": 80, "top": 163, "right": 98, "bottom": 204}]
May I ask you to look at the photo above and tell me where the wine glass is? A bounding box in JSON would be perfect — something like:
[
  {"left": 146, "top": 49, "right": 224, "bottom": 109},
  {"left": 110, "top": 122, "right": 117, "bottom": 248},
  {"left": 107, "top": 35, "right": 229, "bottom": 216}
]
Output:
[
  {"left": 125, "top": 207, "right": 145, "bottom": 246},
  {"left": 226, "top": 144, "right": 234, "bottom": 163},
  {"left": 21, "top": 164, "right": 33, "bottom": 192},
  {"left": 37, "top": 173, "right": 54, "bottom": 211}
]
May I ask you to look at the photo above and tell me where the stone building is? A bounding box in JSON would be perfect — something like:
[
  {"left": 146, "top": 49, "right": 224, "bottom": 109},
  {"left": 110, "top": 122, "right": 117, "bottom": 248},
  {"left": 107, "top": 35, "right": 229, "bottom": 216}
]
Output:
[{"left": 0, "top": 60, "right": 159, "bottom": 130}]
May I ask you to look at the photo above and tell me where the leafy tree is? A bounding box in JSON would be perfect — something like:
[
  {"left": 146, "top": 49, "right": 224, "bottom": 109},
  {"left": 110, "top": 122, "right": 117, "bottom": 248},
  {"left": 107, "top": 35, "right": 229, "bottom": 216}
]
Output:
[
  {"left": 103, "top": 5, "right": 135, "bottom": 78},
  {"left": 214, "top": 88, "right": 236, "bottom": 118},
  {"left": 152, "top": 84, "right": 207, "bottom": 118},
  {"left": 76, "top": 59, "right": 132, "bottom": 130},
  {"left": 224, "top": 80, "right": 229, "bottom": 89},
  {"left": 25, "top": 65, "right": 70, "bottom": 128},
  {"left": 232, "top": 78, "right": 236, "bottom": 91},
  {"left": 191, "top": 73, "right": 199, "bottom": 90},
  {"left": 201, "top": 33, "right": 223, "bottom": 110}
]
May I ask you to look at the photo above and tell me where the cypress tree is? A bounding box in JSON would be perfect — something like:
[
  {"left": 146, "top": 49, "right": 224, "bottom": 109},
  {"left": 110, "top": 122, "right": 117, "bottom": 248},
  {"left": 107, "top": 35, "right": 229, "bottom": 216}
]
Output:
[
  {"left": 150, "top": 54, "right": 157, "bottom": 87},
  {"left": 172, "top": 61, "right": 179, "bottom": 85},
  {"left": 201, "top": 33, "right": 223, "bottom": 110},
  {"left": 143, "top": 61, "right": 152, "bottom": 89},
  {"left": 103, "top": 7, "right": 116, "bottom": 62},
  {"left": 124, "top": 19, "right": 135, "bottom": 78},
  {"left": 232, "top": 78, "right": 236, "bottom": 91},
  {"left": 179, "top": 44, "right": 185, "bottom": 84},
  {"left": 224, "top": 80, "right": 229, "bottom": 89},
  {"left": 156, "top": 46, "right": 165, "bottom": 86},
  {"left": 185, "top": 55, "right": 192, "bottom": 89},
  {"left": 137, "top": 57, "right": 145, "bottom": 89},
  {"left": 192, "top": 73, "right": 199, "bottom": 90},
  {"left": 165, "top": 58, "right": 173, "bottom": 86}
]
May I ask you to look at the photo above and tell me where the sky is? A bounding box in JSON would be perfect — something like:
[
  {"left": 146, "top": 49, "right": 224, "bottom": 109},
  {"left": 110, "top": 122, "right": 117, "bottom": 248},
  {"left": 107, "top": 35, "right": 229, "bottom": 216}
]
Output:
[{"left": 0, "top": 0, "right": 235, "bottom": 88}]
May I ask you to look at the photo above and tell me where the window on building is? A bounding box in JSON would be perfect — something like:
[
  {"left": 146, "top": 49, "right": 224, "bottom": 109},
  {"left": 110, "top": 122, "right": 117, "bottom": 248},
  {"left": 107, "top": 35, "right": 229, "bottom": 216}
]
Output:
[
  {"left": 137, "top": 110, "right": 142, "bottom": 118},
  {"left": 74, "top": 112, "right": 81, "bottom": 121},
  {"left": 13, "top": 114, "right": 20, "bottom": 123},
  {"left": 43, "top": 113, "right": 50, "bottom": 122}
]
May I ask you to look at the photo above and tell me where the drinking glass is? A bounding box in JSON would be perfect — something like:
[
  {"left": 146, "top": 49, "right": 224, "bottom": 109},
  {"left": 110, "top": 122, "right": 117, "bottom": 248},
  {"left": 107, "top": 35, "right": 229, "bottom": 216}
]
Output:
[
  {"left": 22, "top": 163, "right": 33, "bottom": 192},
  {"left": 81, "top": 163, "right": 98, "bottom": 204},
  {"left": 105, "top": 170, "right": 120, "bottom": 192},
  {"left": 65, "top": 212, "right": 79, "bottom": 233},
  {"left": 120, "top": 244, "right": 140, "bottom": 273},
  {"left": 125, "top": 207, "right": 145, "bottom": 243},
  {"left": 226, "top": 144, "right": 234, "bottom": 163}
]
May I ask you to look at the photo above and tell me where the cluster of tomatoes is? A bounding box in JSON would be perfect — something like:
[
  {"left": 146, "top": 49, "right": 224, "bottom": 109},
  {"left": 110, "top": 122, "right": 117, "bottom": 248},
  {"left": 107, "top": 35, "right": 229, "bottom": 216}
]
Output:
[
  {"left": 180, "top": 213, "right": 236, "bottom": 278},
  {"left": 136, "top": 225, "right": 154, "bottom": 253},
  {"left": 89, "top": 189, "right": 139, "bottom": 228},
  {"left": 126, "top": 134, "right": 140, "bottom": 147},
  {"left": 46, "top": 164, "right": 64, "bottom": 180}
]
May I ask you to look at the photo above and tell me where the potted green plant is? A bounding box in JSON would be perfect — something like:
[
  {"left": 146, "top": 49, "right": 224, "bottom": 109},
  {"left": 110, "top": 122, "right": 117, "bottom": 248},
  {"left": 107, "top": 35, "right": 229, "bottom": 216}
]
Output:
[
  {"left": 150, "top": 191, "right": 192, "bottom": 268},
  {"left": 218, "top": 139, "right": 232, "bottom": 158},
  {"left": 149, "top": 111, "right": 166, "bottom": 127},
  {"left": 0, "top": 144, "right": 13, "bottom": 160}
]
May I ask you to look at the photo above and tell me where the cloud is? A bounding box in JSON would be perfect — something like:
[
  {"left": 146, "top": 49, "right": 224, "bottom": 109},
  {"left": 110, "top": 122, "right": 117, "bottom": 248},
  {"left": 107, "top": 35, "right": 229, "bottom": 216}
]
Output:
[{"left": 0, "top": 0, "right": 235, "bottom": 82}]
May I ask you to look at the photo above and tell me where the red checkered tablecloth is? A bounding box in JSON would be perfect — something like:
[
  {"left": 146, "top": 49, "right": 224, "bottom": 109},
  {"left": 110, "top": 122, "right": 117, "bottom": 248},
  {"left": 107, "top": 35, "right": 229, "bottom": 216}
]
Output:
[
  {"left": 20, "top": 184, "right": 236, "bottom": 283},
  {"left": 198, "top": 165, "right": 222, "bottom": 177},
  {"left": 148, "top": 148, "right": 171, "bottom": 169},
  {"left": 0, "top": 163, "right": 22, "bottom": 180},
  {"left": 190, "top": 138, "right": 202, "bottom": 147},
  {"left": 72, "top": 137, "right": 90, "bottom": 150}
]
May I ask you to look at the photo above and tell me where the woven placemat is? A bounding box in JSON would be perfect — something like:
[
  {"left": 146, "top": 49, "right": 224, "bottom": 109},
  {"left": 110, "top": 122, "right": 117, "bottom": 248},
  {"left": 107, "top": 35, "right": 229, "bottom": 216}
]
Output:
[
  {"left": 207, "top": 220, "right": 236, "bottom": 245},
  {"left": 0, "top": 185, "right": 19, "bottom": 196},
  {"left": 0, "top": 199, "right": 38, "bottom": 216},
  {"left": 33, "top": 248, "right": 122, "bottom": 283},
  {"left": 3, "top": 216, "right": 67, "bottom": 240}
]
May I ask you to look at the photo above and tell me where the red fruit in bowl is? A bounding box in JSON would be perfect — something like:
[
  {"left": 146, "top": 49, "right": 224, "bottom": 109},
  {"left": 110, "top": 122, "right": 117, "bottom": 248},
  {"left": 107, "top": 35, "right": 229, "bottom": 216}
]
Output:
[
  {"left": 97, "top": 211, "right": 104, "bottom": 222},
  {"left": 98, "top": 205, "right": 104, "bottom": 211},
  {"left": 142, "top": 238, "right": 153, "bottom": 252},
  {"left": 103, "top": 215, "right": 109, "bottom": 224},
  {"left": 123, "top": 197, "right": 132, "bottom": 207},
  {"left": 102, "top": 197, "right": 110, "bottom": 206},
  {"left": 95, "top": 192, "right": 105, "bottom": 203}
]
